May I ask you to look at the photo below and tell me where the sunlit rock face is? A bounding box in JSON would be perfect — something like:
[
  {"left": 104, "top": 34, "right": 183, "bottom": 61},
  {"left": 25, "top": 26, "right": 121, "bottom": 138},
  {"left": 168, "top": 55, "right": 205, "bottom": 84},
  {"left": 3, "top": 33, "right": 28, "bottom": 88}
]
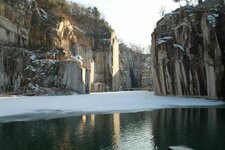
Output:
[
  {"left": 90, "top": 31, "right": 120, "bottom": 92},
  {"left": 151, "top": 6, "right": 225, "bottom": 99},
  {"left": 111, "top": 32, "right": 120, "bottom": 91},
  {"left": 76, "top": 31, "right": 120, "bottom": 92},
  {"left": 0, "top": 0, "right": 121, "bottom": 95},
  {"left": 0, "top": 0, "right": 89, "bottom": 95}
]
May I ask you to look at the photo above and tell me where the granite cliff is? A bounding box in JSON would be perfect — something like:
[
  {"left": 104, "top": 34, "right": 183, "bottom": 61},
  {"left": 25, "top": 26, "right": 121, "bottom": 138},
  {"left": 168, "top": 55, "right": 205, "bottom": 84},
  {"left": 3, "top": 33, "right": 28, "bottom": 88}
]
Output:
[
  {"left": 0, "top": 0, "right": 120, "bottom": 95},
  {"left": 151, "top": 5, "right": 225, "bottom": 99},
  {"left": 119, "top": 44, "right": 153, "bottom": 91}
]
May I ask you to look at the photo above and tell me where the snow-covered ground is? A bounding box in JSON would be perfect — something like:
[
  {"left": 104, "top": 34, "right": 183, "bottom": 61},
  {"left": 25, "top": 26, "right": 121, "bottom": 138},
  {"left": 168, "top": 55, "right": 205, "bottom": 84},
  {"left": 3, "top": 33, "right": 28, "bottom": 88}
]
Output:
[{"left": 0, "top": 91, "right": 224, "bottom": 122}]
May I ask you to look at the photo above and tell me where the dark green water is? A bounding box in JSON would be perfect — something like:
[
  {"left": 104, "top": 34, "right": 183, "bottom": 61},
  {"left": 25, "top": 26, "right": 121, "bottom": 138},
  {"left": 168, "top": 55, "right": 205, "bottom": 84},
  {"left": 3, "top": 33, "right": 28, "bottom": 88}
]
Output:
[{"left": 0, "top": 108, "right": 225, "bottom": 150}]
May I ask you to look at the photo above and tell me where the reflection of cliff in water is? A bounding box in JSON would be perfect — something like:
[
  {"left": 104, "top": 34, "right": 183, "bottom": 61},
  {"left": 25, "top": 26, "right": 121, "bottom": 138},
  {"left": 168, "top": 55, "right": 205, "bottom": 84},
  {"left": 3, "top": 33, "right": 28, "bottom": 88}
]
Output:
[
  {"left": 151, "top": 108, "right": 225, "bottom": 150},
  {"left": 0, "top": 109, "right": 225, "bottom": 150}
]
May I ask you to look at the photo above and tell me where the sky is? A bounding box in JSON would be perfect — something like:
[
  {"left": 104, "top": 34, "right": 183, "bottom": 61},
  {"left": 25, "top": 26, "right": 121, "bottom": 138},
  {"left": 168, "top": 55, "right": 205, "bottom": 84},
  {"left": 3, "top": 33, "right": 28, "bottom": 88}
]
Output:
[{"left": 67, "top": 0, "right": 180, "bottom": 47}]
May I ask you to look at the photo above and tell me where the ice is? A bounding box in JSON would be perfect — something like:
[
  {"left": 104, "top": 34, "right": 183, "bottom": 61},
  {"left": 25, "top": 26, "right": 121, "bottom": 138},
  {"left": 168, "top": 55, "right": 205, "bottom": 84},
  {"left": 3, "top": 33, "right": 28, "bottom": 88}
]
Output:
[{"left": 0, "top": 91, "right": 224, "bottom": 122}]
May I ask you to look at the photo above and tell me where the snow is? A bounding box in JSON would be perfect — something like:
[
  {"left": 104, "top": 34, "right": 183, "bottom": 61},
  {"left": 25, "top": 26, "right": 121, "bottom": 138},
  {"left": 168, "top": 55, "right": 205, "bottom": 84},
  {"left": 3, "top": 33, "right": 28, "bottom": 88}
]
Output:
[
  {"left": 40, "top": 9, "right": 48, "bottom": 20},
  {"left": 0, "top": 91, "right": 224, "bottom": 122},
  {"left": 28, "top": 83, "right": 39, "bottom": 91},
  {"left": 30, "top": 53, "right": 37, "bottom": 60},
  {"left": 156, "top": 37, "right": 172, "bottom": 45},
  {"left": 167, "top": 11, "right": 180, "bottom": 15},
  {"left": 25, "top": 65, "right": 36, "bottom": 72},
  {"left": 71, "top": 55, "right": 83, "bottom": 63},
  {"left": 173, "top": 44, "right": 184, "bottom": 51},
  {"left": 207, "top": 13, "right": 218, "bottom": 27}
]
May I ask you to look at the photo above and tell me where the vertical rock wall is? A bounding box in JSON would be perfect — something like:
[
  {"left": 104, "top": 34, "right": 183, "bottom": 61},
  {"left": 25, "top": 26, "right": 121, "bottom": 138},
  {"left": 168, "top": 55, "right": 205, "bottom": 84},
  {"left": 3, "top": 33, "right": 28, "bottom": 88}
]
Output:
[
  {"left": 0, "top": 47, "right": 88, "bottom": 95},
  {"left": 0, "top": 0, "right": 90, "bottom": 95},
  {"left": 151, "top": 7, "right": 225, "bottom": 99},
  {"left": 0, "top": 0, "right": 31, "bottom": 47},
  {"left": 119, "top": 45, "right": 152, "bottom": 90},
  {"left": 111, "top": 31, "right": 120, "bottom": 91},
  {"left": 120, "top": 49, "right": 142, "bottom": 88},
  {"left": 90, "top": 31, "right": 120, "bottom": 92}
]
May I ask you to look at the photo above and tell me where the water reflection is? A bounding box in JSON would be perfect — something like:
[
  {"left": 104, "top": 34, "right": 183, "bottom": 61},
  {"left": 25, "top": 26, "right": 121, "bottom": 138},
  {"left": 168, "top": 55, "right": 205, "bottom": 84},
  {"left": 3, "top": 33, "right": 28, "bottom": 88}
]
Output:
[
  {"left": 82, "top": 115, "right": 86, "bottom": 123},
  {"left": 90, "top": 115, "right": 95, "bottom": 128},
  {"left": 118, "top": 113, "right": 155, "bottom": 150},
  {"left": 112, "top": 113, "right": 121, "bottom": 149},
  {"left": 150, "top": 108, "right": 225, "bottom": 150},
  {"left": 0, "top": 108, "right": 225, "bottom": 150}
]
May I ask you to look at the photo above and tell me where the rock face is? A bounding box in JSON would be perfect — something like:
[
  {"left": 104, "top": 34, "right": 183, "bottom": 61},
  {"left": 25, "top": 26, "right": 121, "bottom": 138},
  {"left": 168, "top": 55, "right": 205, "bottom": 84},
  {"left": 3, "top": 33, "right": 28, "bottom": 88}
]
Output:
[
  {"left": 0, "top": 47, "right": 88, "bottom": 95},
  {"left": 0, "top": 0, "right": 31, "bottom": 47},
  {"left": 71, "top": 30, "right": 120, "bottom": 92},
  {"left": 0, "top": 0, "right": 120, "bottom": 95},
  {"left": 151, "top": 6, "right": 225, "bottom": 99},
  {"left": 90, "top": 31, "right": 120, "bottom": 91},
  {"left": 120, "top": 44, "right": 153, "bottom": 90},
  {"left": 141, "top": 55, "right": 153, "bottom": 90}
]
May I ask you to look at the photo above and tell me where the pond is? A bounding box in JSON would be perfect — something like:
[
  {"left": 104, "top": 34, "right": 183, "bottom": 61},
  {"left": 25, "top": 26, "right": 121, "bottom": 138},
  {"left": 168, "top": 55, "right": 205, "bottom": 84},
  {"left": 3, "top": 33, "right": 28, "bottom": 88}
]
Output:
[{"left": 0, "top": 108, "right": 225, "bottom": 150}]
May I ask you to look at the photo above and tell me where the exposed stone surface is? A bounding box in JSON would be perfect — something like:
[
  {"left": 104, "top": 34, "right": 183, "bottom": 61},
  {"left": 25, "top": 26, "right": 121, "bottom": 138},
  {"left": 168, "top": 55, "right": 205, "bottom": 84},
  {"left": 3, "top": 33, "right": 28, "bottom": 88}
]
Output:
[
  {"left": 0, "top": 0, "right": 31, "bottom": 47},
  {"left": 119, "top": 44, "right": 153, "bottom": 90},
  {"left": 141, "top": 55, "right": 153, "bottom": 90},
  {"left": 0, "top": 0, "right": 120, "bottom": 95},
  {"left": 75, "top": 31, "right": 120, "bottom": 92},
  {"left": 151, "top": 6, "right": 225, "bottom": 99},
  {"left": 0, "top": 0, "right": 152, "bottom": 95},
  {"left": 0, "top": 47, "right": 88, "bottom": 95}
]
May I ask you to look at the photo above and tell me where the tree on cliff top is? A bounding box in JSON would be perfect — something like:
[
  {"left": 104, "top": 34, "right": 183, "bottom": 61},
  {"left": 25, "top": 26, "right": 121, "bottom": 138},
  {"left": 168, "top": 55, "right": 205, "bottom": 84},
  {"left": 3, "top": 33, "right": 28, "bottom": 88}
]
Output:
[
  {"left": 70, "top": 3, "right": 112, "bottom": 38},
  {"left": 36, "top": 0, "right": 70, "bottom": 17},
  {"left": 35, "top": 0, "right": 111, "bottom": 39}
]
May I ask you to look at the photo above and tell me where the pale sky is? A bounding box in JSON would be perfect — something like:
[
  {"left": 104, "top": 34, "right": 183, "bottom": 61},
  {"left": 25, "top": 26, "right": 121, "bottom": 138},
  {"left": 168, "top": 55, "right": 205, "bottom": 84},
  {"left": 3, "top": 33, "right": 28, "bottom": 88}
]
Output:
[{"left": 68, "top": 0, "right": 180, "bottom": 47}]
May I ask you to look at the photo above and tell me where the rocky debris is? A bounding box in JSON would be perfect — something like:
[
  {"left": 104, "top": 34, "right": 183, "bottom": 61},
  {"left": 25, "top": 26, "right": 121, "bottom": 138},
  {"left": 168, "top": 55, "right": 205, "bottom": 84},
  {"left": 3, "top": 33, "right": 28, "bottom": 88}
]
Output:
[{"left": 151, "top": 6, "right": 225, "bottom": 99}]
